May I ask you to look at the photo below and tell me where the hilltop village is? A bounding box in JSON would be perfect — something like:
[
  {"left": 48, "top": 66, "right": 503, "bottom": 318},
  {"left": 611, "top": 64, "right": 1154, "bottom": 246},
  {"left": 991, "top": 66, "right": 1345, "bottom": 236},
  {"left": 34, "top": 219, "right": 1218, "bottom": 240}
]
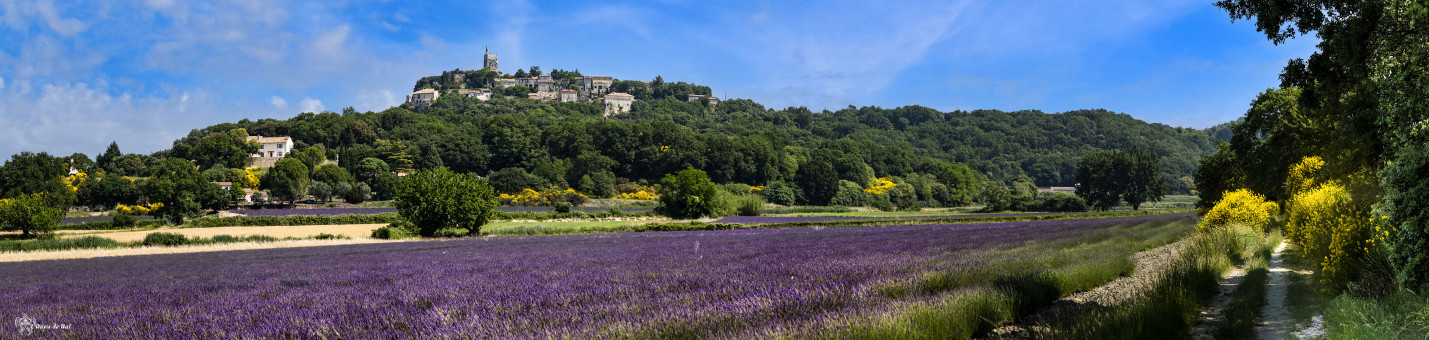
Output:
[{"left": 404, "top": 48, "right": 718, "bottom": 116}]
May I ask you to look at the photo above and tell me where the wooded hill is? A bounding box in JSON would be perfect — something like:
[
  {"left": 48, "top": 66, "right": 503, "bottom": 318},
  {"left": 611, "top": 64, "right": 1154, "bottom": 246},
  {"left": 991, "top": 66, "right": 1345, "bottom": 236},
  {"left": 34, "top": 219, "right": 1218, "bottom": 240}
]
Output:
[{"left": 159, "top": 84, "right": 1226, "bottom": 198}]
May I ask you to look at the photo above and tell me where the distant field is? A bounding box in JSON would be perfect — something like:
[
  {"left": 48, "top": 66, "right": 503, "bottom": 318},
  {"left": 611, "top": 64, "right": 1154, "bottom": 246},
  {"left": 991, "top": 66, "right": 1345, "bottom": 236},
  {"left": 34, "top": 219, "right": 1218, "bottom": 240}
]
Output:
[
  {"left": 59, "top": 224, "right": 386, "bottom": 242},
  {"left": 0, "top": 213, "right": 1196, "bottom": 338}
]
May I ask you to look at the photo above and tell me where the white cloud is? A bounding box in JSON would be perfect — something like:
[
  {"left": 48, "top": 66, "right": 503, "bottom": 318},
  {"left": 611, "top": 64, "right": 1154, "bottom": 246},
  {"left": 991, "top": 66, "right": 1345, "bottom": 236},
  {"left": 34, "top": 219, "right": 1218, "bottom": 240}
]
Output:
[
  {"left": 0, "top": 76, "right": 5, "bottom": 90},
  {"left": 0, "top": 0, "right": 90, "bottom": 36},
  {"left": 269, "top": 95, "right": 288, "bottom": 109},
  {"left": 299, "top": 97, "right": 325, "bottom": 113},
  {"left": 0, "top": 82, "right": 233, "bottom": 158}
]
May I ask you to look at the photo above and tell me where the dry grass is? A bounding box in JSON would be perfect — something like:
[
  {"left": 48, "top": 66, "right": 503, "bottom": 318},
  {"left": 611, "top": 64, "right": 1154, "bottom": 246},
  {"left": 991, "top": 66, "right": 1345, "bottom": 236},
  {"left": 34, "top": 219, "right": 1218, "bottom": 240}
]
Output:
[
  {"left": 0, "top": 238, "right": 402, "bottom": 262},
  {"left": 60, "top": 224, "right": 388, "bottom": 242}
]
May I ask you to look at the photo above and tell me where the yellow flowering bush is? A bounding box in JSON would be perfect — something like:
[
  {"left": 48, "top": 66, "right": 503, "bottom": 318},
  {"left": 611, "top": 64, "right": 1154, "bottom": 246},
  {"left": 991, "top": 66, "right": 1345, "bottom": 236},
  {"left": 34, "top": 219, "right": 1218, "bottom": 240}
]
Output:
[
  {"left": 498, "top": 188, "right": 590, "bottom": 206},
  {"left": 115, "top": 203, "right": 163, "bottom": 215},
  {"left": 238, "top": 169, "right": 260, "bottom": 188},
  {"left": 1284, "top": 182, "right": 1372, "bottom": 289},
  {"left": 63, "top": 172, "right": 88, "bottom": 192},
  {"left": 750, "top": 186, "right": 764, "bottom": 193},
  {"left": 1199, "top": 189, "right": 1278, "bottom": 233},
  {"left": 864, "top": 177, "right": 897, "bottom": 195},
  {"left": 615, "top": 183, "right": 659, "bottom": 200}
]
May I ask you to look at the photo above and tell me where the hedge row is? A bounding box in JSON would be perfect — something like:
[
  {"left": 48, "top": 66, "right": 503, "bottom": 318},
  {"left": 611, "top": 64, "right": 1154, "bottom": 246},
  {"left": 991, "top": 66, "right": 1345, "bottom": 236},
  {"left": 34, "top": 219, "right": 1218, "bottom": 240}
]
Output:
[
  {"left": 493, "top": 209, "right": 658, "bottom": 221},
  {"left": 59, "top": 219, "right": 168, "bottom": 231}
]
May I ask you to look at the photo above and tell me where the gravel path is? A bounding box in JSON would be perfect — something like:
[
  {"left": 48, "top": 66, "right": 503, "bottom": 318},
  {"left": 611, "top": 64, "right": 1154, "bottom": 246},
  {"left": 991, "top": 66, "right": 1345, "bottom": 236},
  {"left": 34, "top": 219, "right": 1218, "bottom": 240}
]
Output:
[
  {"left": 1190, "top": 266, "right": 1249, "bottom": 339},
  {"left": 989, "top": 238, "right": 1192, "bottom": 338},
  {"left": 1257, "top": 241, "right": 1292, "bottom": 339}
]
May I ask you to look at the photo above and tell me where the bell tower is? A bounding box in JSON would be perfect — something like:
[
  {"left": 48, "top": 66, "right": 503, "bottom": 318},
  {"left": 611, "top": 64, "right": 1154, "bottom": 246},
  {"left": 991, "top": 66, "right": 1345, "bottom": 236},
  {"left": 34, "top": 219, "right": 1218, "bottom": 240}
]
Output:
[{"left": 483, "top": 47, "right": 499, "bottom": 73}]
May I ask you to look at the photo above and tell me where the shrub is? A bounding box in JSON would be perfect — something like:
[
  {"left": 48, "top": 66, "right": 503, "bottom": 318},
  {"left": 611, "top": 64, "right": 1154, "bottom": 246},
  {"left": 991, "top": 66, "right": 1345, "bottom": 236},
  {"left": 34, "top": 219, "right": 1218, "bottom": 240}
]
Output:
[
  {"left": 433, "top": 228, "right": 470, "bottom": 237},
  {"left": 829, "top": 180, "right": 867, "bottom": 207},
  {"left": 552, "top": 202, "right": 572, "bottom": 213},
  {"left": 395, "top": 167, "right": 498, "bottom": 237},
  {"left": 0, "top": 195, "right": 63, "bottom": 238},
  {"left": 1285, "top": 182, "right": 1373, "bottom": 290},
  {"left": 112, "top": 214, "right": 136, "bottom": 228},
  {"left": 735, "top": 194, "right": 764, "bottom": 216},
  {"left": 0, "top": 236, "right": 122, "bottom": 252},
  {"left": 314, "top": 233, "right": 348, "bottom": 240},
  {"left": 143, "top": 232, "right": 189, "bottom": 246},
  {"left": 1199, "top": 189, "right": 1278, "bottom": 233},
  {"left": 759, "top": 180, "right": 801, "bottom": 206},
  {"left": 371, "top": 221, "right": 418, "bottom": 239},
  {"left": 1381, "top": 144, "right": 1429, "bottom": 290},
  {"left": 656, "top": 168, "right": 719, "bottom": 219},
  {"left": 1038, "top": 193, "right": 1089, "bottom": 212}
]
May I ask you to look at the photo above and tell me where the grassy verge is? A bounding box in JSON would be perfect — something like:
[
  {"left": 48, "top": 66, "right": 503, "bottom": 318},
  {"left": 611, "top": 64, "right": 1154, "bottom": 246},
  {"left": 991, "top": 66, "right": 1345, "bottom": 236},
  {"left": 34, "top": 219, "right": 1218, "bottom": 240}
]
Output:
[
  {"left": 1032, "top": 224, "right": 1274, "bottom": 338},
  {"left": 751, "top": 209, "right": 1190, "bottom": 230},
  {"left": 1323, "top": 291, "right": 1429, "bottom": 338},
  {"left": 794, "top": 215, "right": 1195, "bottom": 339}
]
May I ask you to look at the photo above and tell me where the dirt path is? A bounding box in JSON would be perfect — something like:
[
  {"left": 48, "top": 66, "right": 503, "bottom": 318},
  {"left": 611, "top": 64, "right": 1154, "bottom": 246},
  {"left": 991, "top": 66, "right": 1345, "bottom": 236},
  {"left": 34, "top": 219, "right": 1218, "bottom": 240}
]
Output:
[
  {"left": 1257, "top": 241, "right": 1292, "bottom": 339},
  {"left": 1190, "top": 266, "right": 1250, "bottom": 339}
]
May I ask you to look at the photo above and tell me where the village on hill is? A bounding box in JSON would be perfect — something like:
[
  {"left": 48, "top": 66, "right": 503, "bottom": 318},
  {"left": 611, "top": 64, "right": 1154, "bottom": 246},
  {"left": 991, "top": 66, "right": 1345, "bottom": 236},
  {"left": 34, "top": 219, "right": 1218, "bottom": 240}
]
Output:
[{"left": 403, "top": 48, "right": 718, "bottom": 116}]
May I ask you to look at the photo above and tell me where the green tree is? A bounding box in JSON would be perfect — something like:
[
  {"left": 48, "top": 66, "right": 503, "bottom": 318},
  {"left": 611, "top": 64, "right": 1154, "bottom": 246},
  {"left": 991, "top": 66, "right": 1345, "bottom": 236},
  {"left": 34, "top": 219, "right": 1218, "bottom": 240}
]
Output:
[
  {"left": 488, "top": 167, "right": 545, "bottom": 194},
  {"left": 354, "top": 157, "right": 390, "bottom": 184},
  {"left": 97, "top": 141, "right": 122, "bottom": 171},
  {"left": 761, "top": 180, "right": 802, "bottom": 206},
  {"left": 142, "top": 158, "right": 209, "bottom": 224},
  {"left": 1075, "top": 150, "right": 1124, "bottom": 211},
  {"left": 375, "top": 140, "right": 414, "bottom": 173},
  {"left": 262, "top": 158, "right": 310, "bottom": 206},
  {"left": 795, "top": 152, "right": 840, "bottom": 206},
  {"left": 310, "top": 181, "right": 333, "bottom": 203},
  {"left": 312, "top": 164, "right": 352, "bottom": 185},
  {"left": 0, "top": 195, "right": 62, "bottom": 238},
  {"left": 1120, "top": 148, "right": 1167, "bottom": 210},
  {"left": 656, "top": 168, "right": 719, "bottom": 219},
  {"left": 394, "top": 167, "right": 497, "bottom": 236},
  {"left": 0, "top": 152, "right": 75, "bottom": 209},
  {"left": 1077, "top": 148, "right": 1165, "bottom": 211},
  {"left": 371, "top": 173, "right": 400, "bottom": 201},
  {"left": 190, "top": 129, "right": 259, "bottom": 169}
]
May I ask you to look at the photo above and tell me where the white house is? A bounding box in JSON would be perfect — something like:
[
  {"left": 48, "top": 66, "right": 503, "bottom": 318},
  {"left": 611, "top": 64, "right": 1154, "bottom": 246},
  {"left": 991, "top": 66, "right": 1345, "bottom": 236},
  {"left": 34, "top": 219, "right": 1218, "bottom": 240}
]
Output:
[
  {"left": 558, "top": 89, "right": 578, "bottom": 102},
  {"left": 496, "top": 78, "right": 517, "bottom": 87},
  {"left": 246, "top": 136, "right": 294, "bottom": 167},
  {"left": 460, "top": 88, "right": 493, "bottom": 101},
  {"left": 406, "top": 88, "right": 440, "bottom": 107},
  {"left": 604, "top": 92, "right": 635, "bottom": 116},
  {"left": 247, "top": 136, "right": 293, "bottom": 158}
]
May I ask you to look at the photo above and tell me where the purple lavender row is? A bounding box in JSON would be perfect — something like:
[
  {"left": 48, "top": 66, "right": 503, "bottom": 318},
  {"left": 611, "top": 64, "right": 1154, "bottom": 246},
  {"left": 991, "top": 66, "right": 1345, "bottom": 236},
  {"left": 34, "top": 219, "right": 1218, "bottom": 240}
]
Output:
[
  {"left": 710, "top": 212, "right": 1071, "bottom": 224},
  {"left": 233, "top": 206, "right": 654, "bottom": 216},
  {"left": 0, "top": 213, "right": 1193, "bottom": 338}
]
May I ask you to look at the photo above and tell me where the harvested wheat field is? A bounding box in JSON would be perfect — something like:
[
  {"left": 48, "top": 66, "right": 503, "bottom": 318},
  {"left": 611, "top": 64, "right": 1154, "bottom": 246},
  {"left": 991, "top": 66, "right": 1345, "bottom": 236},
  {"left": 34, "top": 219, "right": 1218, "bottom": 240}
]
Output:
[
  {"left": 61, "top": 224, "right": 388, "bottom": 243},
  {"left": 0, "top": 238, "right": 400, "bottom": 262}
]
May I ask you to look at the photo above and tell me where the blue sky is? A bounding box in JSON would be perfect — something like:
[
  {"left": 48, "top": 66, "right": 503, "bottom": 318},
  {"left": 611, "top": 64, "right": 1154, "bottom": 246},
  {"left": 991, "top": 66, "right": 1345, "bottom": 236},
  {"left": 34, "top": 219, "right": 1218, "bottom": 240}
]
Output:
[{"left": 0, "top": 0, "right": 1318, "bottom": 158}]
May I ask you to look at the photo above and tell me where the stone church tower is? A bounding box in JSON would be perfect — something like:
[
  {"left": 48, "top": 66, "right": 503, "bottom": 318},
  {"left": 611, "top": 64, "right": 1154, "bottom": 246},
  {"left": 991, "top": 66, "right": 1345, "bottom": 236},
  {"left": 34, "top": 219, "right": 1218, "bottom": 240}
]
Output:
[{"left": 483, "top": 47, "right": 499, "bottom": 73}]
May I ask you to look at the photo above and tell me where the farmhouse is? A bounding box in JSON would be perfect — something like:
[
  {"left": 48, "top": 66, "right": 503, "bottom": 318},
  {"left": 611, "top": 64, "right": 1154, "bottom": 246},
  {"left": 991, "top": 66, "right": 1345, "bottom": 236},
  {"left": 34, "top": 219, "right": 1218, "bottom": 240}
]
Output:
[
  {"left": 405, "top": 88, "right": 440, "bottom": 107},
  {"left": 558, "top": 89, "right": 578, "bottom": 102},
  {"left": 1037, "top": 186, "right": 1077, "bottom": 194},
  {"left": 604, "top": 92, "right": 635, "bottom": 116},
  {"left": 459, "top": 88, "right": 494, "bottom": 101},
  {"left": 246, "top": 136, "right": 294, "bottom": 167}
]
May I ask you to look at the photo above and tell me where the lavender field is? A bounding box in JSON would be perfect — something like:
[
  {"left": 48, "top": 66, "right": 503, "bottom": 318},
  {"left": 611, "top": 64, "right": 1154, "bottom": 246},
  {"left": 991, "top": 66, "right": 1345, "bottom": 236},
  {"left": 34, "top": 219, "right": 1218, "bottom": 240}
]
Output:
[
  {"left": 0, "top": 213, "right": 1194, "bottom": 338},
  {"left": 710, "top": 212, "right": 1067, "bottom": 224},
  {"left": 233, "top": 206, "right": 654, "bottom": 216}
]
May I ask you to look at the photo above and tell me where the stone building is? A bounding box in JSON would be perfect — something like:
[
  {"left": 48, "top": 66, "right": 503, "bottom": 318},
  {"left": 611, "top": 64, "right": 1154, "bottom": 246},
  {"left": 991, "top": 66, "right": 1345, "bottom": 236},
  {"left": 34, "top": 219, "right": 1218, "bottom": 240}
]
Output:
[
  {"left": 245, "top": 136, "right": 294, "bottom": 167},
  {"left": 483, "top": 47, "right": 498, "bottom": 73},
  {"left": 406, "top": 88, "right": 440, "bottom": 107},
  {"left": 604, "top": 92, "right": 635, "bottom": 116}
]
